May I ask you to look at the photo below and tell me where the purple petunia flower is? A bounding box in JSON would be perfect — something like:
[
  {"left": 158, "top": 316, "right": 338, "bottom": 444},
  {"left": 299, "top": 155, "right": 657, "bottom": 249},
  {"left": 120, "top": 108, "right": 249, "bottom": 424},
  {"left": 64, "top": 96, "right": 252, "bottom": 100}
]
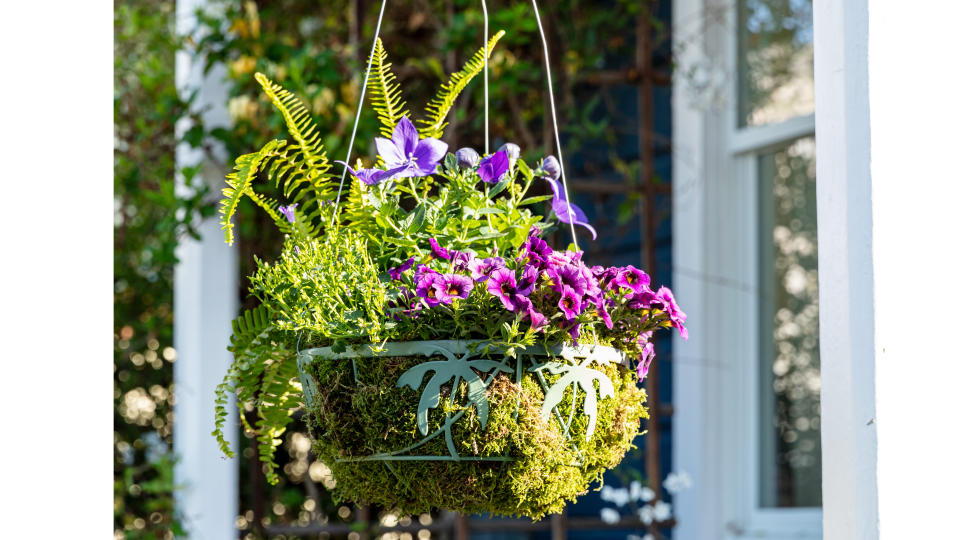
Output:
[
  {"left": 613, "top": 265, "right": 651, "bottom": 293},
  {"left": 435, "top": 273, "right": 474, "bottom": 304},
  {"left": 516, "top": 265, "right": 539, "bottom": 296},
  {"left": 558, "top": 285, "right": 582, "bottom": 319},
  {"left": 544, "top": 177, "right": 598, "bottom": 241},
  {"left": 637, "top": 340, "right": 656, "bottom": 381},
  {"left": 655, "top": 286, "right": 688, "bottom": 340},
  {"left": 376, "top": 116, "right": 448, "bottom": 178},
  {"left": 626, "top": 288, "right": 657, "bottom": 310},
  {"left": 591, "top": 292, "right": 614, "bottom": 329},
  {"left": 415, "top": 271, "right": 444, "bottom": 307},
  {"left": 521, "top": 234, "right": 553, "bottom": 269},
  {"left": 336, "top": 161, "right": 411, "bottom": 185},
  {"left": 515, "top": 295, "right": 548, "bottom": 330},
  {"left": 414, "top": 264, "right": 438, "bottom": 282},
  {"left": 279, "top": 203, "right": 298, "bottom": 223},
  {"left": 477, "top": 150, "right": 510, "bottom": 184},
  {"left": 429, "top": 238, "right": 451, "bottom": 260},
  {"left": 388, "top": 257, "right": 416, "bottom": 280},
  {"left": 468, "top": 256, "right": 506, "bottom": 282},
  {"left": 450, "top": 250, "right": 475, "bottom": 273},
  {"left": 487, "top": 268, "right": 524, "bottom": 312},
  {"left": 546, "top": 263, "right": 589, "bottom": 297}
]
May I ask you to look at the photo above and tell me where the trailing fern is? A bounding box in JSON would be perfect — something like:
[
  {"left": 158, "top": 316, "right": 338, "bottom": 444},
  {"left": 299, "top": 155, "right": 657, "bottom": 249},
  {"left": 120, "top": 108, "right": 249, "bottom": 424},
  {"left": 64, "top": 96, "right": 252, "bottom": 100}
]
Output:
[
  {"left": 367, "top": 38, "right": 410, "bottom": 138},
  {"left": 419, "top": 30, "right": 505, "bottom": 139},
  {"left": 219, "top": 139, "right": 286, "bottom": 245}
]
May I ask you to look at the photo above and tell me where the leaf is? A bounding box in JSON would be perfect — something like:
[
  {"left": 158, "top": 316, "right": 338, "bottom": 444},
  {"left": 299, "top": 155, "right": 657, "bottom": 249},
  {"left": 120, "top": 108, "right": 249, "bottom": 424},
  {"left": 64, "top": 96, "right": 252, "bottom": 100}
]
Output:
[
  {"left": 368, "top": 38, "right": 410, "bottom": 138},
  {"left": 537, "top": 360, "right": 615, "bottom": 440},
  {"left": 418, "top": 30, "right": 506, "bottom": 139},
  {"left": 519, "top": 195, "right": 554, "bottom": 206},
  {"left": 219, "top": 140, "right": 284, "bottom": 245},
  {"left": 397, "top": 353, "right": 513, "bottom": 435},
  {"left": 487, "top": 179, "right": 510, "bottom": 198}
]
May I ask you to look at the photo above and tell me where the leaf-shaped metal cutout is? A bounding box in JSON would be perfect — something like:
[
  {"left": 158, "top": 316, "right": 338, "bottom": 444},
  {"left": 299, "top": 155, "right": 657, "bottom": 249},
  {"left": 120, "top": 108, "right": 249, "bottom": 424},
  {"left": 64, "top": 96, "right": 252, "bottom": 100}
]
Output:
[
  {"left": 537, "top": 359, "right": 615, "bottom": 440},
  {"left": 397, "top": 350, "right": 514, "bottom": 435}
]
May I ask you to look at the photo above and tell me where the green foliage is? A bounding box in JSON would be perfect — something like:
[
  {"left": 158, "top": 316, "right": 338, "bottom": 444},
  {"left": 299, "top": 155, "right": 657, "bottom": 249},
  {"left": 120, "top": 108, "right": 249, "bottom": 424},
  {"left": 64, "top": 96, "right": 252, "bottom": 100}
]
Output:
[
  {"left": 419, "top": 30, "right": 505, "bottom": 139},
  {"left": 368, "top": 38, "right": 410, "bottom": 138},
  {"left": 306, "top": 352, "right": 648, "bottom": 518}
]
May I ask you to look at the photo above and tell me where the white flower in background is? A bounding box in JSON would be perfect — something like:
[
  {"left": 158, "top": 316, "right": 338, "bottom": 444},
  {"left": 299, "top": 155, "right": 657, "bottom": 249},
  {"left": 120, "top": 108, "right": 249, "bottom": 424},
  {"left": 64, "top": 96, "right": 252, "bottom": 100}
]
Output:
[
  {"left": 600, "top": 485, "right": 631, "bottom": 507},
  {"left": 638, "top": 504, "right": 654, "bottom": 525},
  {"left": 652, "top": 500, "right": 672, "bottom": 522},
  {"left": 642, "top": 535, "right": 654, "bottom": 540},
  {"left": 663, "top": 470, "right": 693, "bottom": 494},
  {"left": 600, "top": 508, "right": 621, "bottom": 524}
]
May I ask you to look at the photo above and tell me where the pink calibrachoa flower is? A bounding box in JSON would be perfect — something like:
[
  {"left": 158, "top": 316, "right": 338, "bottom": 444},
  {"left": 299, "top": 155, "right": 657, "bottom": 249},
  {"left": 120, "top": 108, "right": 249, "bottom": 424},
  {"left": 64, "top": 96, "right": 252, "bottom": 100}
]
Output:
[
  {"left": 429, "top": 238, "right": 450, "bottom": 260},
  {"left": 486, "top": 268, "right": 524, "bottom": 312},
  {"left": 388, "top": 257, "right": 416, "bottom": 280},
  {"left": 613, "top": 265, "right": 651, "bottom": 293},
  {"left": 516, "top": 265, "right": 539, "bottom": 296},
  {"left": 450, "top": 250, "right": 475, "bottom": 273},
  {"left": 415, "top": 271, "right": 444, "bottom": 307},
  {"left": 435, "top": 274, "right": 473, "bottom": 304},
  {"left": 655, "top": 286, "right": 688, "bottom": 340},
  {"left": 515, "top": 296, "right": 548, "bottom": 330},
  {"left": 637, "top": 340, "right": 656, "bottom": 381},
  {"left": 558, "top": 286, "right": 582, "bottom": 319},
  {"left": 468, "top": 257, "right": 506, "bottom": 282},
  {"left": 521, "top": 234, "right": 553, "bottom": 269}
]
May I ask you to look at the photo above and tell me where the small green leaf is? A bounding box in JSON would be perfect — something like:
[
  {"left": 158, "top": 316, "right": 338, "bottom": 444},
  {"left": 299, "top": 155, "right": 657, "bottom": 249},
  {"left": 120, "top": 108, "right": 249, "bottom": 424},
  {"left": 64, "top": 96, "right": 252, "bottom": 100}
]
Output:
[
  {"left": 520, "top": 195, "right": 554, "bottom": 206},
  {"left": 477, "top": 207, "right": 505, "bottom": 215},
  {"left": 487, "top": 179, "right": 510, "bottom": 198}
]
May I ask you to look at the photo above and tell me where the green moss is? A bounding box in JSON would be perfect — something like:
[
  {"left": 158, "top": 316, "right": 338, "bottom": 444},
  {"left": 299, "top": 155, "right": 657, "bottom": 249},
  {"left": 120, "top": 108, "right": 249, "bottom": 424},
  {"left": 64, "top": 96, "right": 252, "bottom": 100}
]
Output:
[{"left": 305, "top": 351, "right": 647, "bottom": 519}]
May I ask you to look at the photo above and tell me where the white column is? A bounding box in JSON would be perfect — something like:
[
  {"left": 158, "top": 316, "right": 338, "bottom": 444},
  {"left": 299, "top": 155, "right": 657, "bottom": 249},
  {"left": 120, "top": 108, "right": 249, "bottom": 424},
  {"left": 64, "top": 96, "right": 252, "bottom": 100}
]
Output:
[
  {"left": 173, "top": 0, "right": 238, "bottom": 538},
  {"left": 815, "top": 1, "right": 960, "bottom": 538}
]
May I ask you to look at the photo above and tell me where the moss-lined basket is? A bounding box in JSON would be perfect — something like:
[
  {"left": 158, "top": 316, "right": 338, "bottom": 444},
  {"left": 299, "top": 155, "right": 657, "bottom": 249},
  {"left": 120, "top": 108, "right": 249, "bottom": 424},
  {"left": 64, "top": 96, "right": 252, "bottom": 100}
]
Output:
[{"left": 297, "top": 340, "right": 648, "bottom": 519}]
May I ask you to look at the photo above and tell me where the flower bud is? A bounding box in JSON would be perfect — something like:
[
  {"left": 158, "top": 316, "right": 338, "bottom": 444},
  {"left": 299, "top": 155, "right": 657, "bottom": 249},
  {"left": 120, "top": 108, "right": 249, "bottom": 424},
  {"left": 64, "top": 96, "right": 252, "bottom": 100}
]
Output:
[
  {"left": 497, "top": 142, "right": 521, "bottom": 164},
  {"left": 541, "top": 155, "right": 561, "bottom": 180},
  {"left": 455, "top": 147, "right": 480, "bottom": 168}
]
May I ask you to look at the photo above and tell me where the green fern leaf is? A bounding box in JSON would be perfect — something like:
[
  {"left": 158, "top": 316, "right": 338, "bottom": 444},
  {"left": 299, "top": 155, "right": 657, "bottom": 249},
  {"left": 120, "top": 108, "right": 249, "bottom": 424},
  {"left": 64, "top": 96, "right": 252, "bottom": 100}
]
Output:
[
  {"left": 219, "top": 139, "right": 285, "bottom": 245},
  {"left": 419, "top": 30, "right": 505, "bottom": 139},
  {"left": 255, "top": 73, "right": 330, "bottom": 176},
  {"left": 368, "top": 38, "right": 410, "bottom": 137}
]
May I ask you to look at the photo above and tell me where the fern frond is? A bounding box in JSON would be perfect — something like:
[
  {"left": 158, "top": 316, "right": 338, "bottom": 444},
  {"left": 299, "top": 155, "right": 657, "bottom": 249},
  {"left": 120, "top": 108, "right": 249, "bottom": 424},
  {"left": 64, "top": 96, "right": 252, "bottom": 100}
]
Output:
[
  {"left": 219, "top": 139, "right": 285, "bottom": 245},
  {"left": 255, "top": 73, "right": 331, "bottom": 177},
  {"left": 254, "top": 355, "right": 300, "bottom": 484},
  {"left": 368, "top": 38, "right": 410, "bottom": 137},
  {"left": 419, "top": 30, "right": 506, "bottom": 139}
]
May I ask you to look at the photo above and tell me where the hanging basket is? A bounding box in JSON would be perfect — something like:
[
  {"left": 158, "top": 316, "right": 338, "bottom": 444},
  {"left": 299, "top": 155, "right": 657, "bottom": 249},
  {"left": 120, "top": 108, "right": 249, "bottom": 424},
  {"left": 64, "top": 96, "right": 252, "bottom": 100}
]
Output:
[{"left": 297, "top": 339, "right": 648, "bottom": 518}]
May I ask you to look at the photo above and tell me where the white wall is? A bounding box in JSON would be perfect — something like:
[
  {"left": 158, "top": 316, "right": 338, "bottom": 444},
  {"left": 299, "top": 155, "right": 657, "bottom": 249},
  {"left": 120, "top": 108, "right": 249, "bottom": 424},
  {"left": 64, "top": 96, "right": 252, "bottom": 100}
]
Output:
[
  {"left": 815, "top": 1, "right": 960, "bottom": 538},
  {"left": 173, "top": 0, "right": 239, "bottom": 538}
]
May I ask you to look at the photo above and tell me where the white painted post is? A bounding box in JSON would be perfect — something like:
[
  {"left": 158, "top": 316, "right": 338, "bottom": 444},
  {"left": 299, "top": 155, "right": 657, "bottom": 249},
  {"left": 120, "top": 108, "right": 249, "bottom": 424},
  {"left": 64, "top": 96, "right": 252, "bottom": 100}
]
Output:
[
  {"left": 816, "top": 1, "right": 960, "bottom": 538},
  {"left": 173, "top": 0, "right": 238, "bottom": 538}
]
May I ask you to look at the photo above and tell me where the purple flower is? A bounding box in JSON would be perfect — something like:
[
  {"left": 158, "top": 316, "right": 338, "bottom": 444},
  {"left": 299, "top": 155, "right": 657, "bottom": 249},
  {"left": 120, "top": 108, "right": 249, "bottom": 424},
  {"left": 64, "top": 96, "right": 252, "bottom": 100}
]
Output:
[
  {"left": 429, "top": 238, "right": 451, "bottom": 260},
  {"left": 515, "top": 295, "right": 548, "bottom": 330},
  {"left": 540, "top": 155, "right": 561, "bottom": 180},
  {"left": 450, "top": 250, "right": 475, "bottom": 273},
  {"left": 468, "top": 257, "right": 506, "bottom": 282},
  {"left": 415, "top": 264, "right": 438, "bottom": 281},
  {"left": 521, "top": 234, "right": 553, "bottom": 268},
  {"left": 336, "top": 161, "right": 411, "bottom": 185},
  {"left": 613, "top": 265, "right": 651, "bottom": 293},
  {"left": 562, "top": 321, "right": 582, "bottom": 344},
  {"left": 591, "top": 292, "right": 613, "bottom": 329},
  {"left": 497, "top": 142, "right": 520, "bottom": 165},
  {"left": 558, "top": 286, "right": 582, "bottom": 319},
  {"left": 626, "top": 288, "right": 657, "bottom": 310},
  {"left": 456, "top": 147, "right": 480, "bottom": 168},
  {"left": 376, "top": 116, "right": 448, "bottom": 177},
  {"left": 279, "top": 203, "right": 297, "bottom": 223},
  {"left": 516, "top": 264, "right": 539, "bottom": 296},
  {"left": 435, "top": 273, "right": 474, "bottom": 304},
  {"left": 656, "top": 286, "right": 688, "bottom": 340},
  {"left": 544, "top": 177, "right": 598, "bottom": 240},
  {"left": 487, "top": 268, "right": 523, "bottom": 312},
  {"left": 415, "top": 271, "right": 444, "bottom": 307},
  {"left": 388, "top": 257, "right": 416, "bottom": 280},
  {"left": 477, "top": 150, "right": 510, "bottom": 184},
  {"left": 546, "top": 264, "right": 589, "bottom": 296},
  {"left": 637, "top": 341, "right": 655, "bottom": 381}
]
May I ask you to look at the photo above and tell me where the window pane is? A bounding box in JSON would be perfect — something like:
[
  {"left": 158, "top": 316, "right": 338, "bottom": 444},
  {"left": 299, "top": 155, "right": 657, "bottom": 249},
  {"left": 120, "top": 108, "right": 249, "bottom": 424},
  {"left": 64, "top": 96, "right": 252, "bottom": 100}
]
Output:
[
  {"left": 737, "top": 0, "right": 814, "bottom": 127},
  {"left": 757, "top": 136, "right": 821, "bottom": 508}
]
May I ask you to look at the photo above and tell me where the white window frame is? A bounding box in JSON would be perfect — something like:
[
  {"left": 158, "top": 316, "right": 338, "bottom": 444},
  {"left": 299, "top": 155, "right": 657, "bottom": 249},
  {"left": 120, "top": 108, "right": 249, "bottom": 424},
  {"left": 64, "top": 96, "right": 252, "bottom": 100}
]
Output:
[{"left": 672, "top": 0, "right": 820, "bottom": 538}]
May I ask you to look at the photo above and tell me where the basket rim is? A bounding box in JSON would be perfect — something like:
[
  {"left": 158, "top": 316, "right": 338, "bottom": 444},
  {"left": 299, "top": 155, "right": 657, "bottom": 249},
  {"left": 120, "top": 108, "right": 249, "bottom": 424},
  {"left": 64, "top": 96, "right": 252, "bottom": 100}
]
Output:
[{"left": 297, "top": 339, "right": 628, "bottom": 366}]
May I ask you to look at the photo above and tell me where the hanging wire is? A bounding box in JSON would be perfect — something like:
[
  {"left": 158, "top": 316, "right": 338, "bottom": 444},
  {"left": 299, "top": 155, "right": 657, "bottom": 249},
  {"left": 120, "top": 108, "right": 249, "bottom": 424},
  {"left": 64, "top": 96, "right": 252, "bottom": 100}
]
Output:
[
  {"left": 330, "top": 0, "right": 389, "bottom": 226},
  {"left": 480, "top": 0, "right": 489, "bottom": 154},
  {"left": 530, "top": 0, "right": 579, "bottom": 251}
]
